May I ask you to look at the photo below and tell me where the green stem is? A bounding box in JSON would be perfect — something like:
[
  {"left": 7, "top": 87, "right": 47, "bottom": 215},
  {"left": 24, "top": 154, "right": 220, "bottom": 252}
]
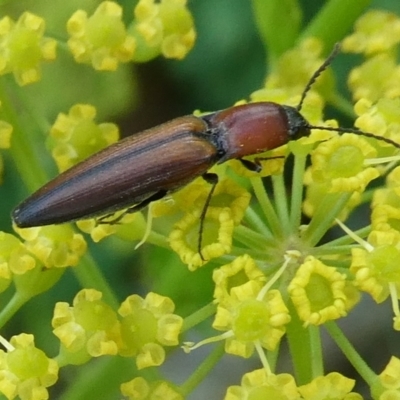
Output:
[
  {"left": 301, "top": 192, "right": 352, "bottom": 247},
  {"left": 309, "top": 325, "right": 324, "bottom": 377},
  {"left": 267, "top": 345, "right": 280, "bottom": 373},
  {"left": 319, "top": 225, "right": 371, "bottom": 248},
  {"left": 244, "top": 206, "right": 273, "bottom": 238},
  {"left": 251, "top": 0, "right": 302, "bottom": 66},
  {"left": 230, "top": 247, "right": 281, "bottom": 264},
  {"left": 180, "top": 344, "right": 225, "bottom": 397},
  {"left": 146, "top": 231, "right": 170, "bottom": 250},
  {"left": 182, "top": 302, "right": 216, "bottom": 332},
  {"left": 286, "top": 300, "right": 321, "bottom": 384},
  {"left": 73, "top": 253, "right": 119, "bottom": 310},
  {"left": 313, "top": 244, "right": 357, "bottom": 257},
  {"left": 211, "top": 249, "right": 278, "bottom": 267},
  {"left": 251, "top": 177, "right": 282, "bottom": 238},
  {"left": 0, "top": 291, "right": 28, "bottom": 327},
  {"left": 272, "top": 174, "right": 290, "bottom": 236},
  {"left": 234, "top": 225, "right": 277, "bottom": 250},
  {"left": 290, "top": 154, "right": 307, "bottom": 233},
  {"left": 0, "top": 79, "right": 49, "bottom": 191},
  {"left": 324, "top": 321, "right": 376, "bottom": 386}
]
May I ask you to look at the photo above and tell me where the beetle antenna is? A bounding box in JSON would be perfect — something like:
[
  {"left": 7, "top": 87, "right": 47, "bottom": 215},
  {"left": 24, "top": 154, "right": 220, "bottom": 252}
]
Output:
[
  {"left": 301, "top": 43, "right": 400, "bottom": 150},
  {"left": 296, "top": 42, "right": 341, "bottom": 112},
  {"left": 307, "top": 124, "right": 400, "bottom": 149}
]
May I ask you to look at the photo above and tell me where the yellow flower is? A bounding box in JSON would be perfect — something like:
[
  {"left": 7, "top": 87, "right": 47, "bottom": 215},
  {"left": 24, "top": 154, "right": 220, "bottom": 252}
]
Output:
[
  {"left": 303, "top": 167, "right": 362, "bottom": 220},
  {"left": 0, "top": 12, "right": 56, "bottom": 85},
  {"left": 371, "top": 167, "right": 400, "bottom": 239},
  {"left": 355, "top": 98, "right": 400, "bottom": 155},
  {"left": 309, "top": 133, "right": 380, "bottom": 193},
  {"left": 288, "top": 256, "right": 349, "bottom": 326},
  {"left": 224, "top": 369, "right": 299, "bottom": 400},
  {"left": 15, "top": 225, "right": 86, "bottom": 268},
  {"left": 49, "top": 103, "right": 120, "bottom": 172},
  {"left": 213, "top": 281, "right": 290, "bottom": 357},
  {"left": 298, "top": 372, "right": 361, "bottom": 399},
  {"left": 350, "top": 230, "right": 400, "bottom": 303},
  {"left": 348, "top": 54, "right": 400, "bottom": 102},
  {"left": 121, "top": 377, "right": 183, "bottom": 400},
  {"left": 118, "top": 292, "right": 183, "bottom": 369},
  {"left": 263, "top": 38, "right": 326, "bottom": 99},
  {"left": 205, "top": 178, "right": 251, "bottom": 225},
  {"left": 343, "top": 10, "right": 400, "bottom": 54},
  {"left": 67, "top": 1, "right": 136, "bottom": 70},
  {"left": 52, "top": 289, "right": 122, "bottom": 363},
  {"left": 77, "top": 211, "right": 147, "bottom": 243},
  {"left": 169, "top": 206, "right": 234, "bottom": 270},
  {"left": 0, "top": 334, "right": 58, "bottom": 400},
  {"left": 213, "top": 255, "right": 266, "bottom": 306},
  {"left": 0, "top": 232, "right": 35, "bottom": 291},
  {"left": 131, "top": 0, "right": 196, "bottom": 61},
  {"left": 379, "top": 356, "right": 400, "bottom": 390}
]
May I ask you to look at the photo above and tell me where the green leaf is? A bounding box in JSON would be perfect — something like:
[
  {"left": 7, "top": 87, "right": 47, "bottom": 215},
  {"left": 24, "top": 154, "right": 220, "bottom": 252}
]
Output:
[
  {"left": 251, "top": 0, "right": 302, "bottom": 64},
  {"left": 301, "top": 0, "right": 372, "bottom": 53}
]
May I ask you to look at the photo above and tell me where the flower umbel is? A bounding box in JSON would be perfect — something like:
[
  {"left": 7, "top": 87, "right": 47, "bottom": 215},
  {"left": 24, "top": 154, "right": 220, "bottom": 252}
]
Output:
[{"left": 3, "top": 3, "right": 400, "bottom": 400}]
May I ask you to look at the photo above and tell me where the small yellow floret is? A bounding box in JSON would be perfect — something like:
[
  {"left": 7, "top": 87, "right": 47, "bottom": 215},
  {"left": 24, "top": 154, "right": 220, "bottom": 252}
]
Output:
[
  {"left": 310, "top": 133, "right": 379, "bottom": 193},
  {"left": 225, "top": 370, "right": 299, "bottom": 400},
  {"left": 131, "top": 0, "right": 196, "bottom": 61},
  {"left": 0, "top": 12, "right": 56, "bottom": 85},
  {"left": 288, "top": 256, "right": 348, "bottom": 326},
  {"left": 343, "top": 10, "right": 400, "bottom": 54},
  {"left": 67, "top": 1, "right": 136, "bottom": 70},
  {"left": 0, "top": 334, "right": 59, "bottom": 400},
  {"left": 118, "top": 292, "right": 183, "bottom": 369},
  {"left": 298, "top": 372, "right": 361, "bottom": 399},
  {"left": 169, "top": 207, "right": 234, "bottom": 270},
  {"left": 121, "top": 377, "right": 183, "bottom": 400},
  {"left": 50, "top": 103, "right": 119, "bottom": 172}
]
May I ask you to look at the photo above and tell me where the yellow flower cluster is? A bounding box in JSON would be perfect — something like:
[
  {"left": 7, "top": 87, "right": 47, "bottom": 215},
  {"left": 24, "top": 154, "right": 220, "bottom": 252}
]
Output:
[
  {"left": 0, "top": 334, "right": 58, "bottom": 400},
  {"left": 53, "top": 289, "right": 183, "bottom": 370},
  {"left": 0, "top": 12, "right": 56, "bottom": 85},
  {"left": 0, "top": 0, "right": 196, "bottom": 81},
  {"left": 131, "top": 0, "right": 196, "bottom": 61}
]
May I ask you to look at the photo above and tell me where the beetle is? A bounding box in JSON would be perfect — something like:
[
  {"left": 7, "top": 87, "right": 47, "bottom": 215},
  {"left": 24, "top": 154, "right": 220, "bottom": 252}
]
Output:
[
  {"left": 12, "top": 44, "right": 399, "bottom": 239},
  {"left": 12, "top": 102, "right": 309, "bottom": 228}
]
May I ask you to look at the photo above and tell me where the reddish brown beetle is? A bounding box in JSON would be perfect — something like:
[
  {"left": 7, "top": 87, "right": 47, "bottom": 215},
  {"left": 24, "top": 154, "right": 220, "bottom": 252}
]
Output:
[
  {"left": 12, "top": 44, "right": 399, "bottom": 241},
  {"left": 12, "top": 103, "right": 310, "bottom": 228}
]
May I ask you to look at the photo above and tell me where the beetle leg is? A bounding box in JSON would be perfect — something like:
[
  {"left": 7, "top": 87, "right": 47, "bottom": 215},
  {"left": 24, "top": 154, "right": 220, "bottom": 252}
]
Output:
[
  {"left": 240, "top": 156, "right": 285, "bottom": 173},
  {"left": 97, "top": 190, "right": 167, "bottom": 225},
  {"left": 239, "top": 158, "right": 262, "bottom": 172},
  {"left": 198, "top": 172, "right": 219, "bottom": 261}
]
